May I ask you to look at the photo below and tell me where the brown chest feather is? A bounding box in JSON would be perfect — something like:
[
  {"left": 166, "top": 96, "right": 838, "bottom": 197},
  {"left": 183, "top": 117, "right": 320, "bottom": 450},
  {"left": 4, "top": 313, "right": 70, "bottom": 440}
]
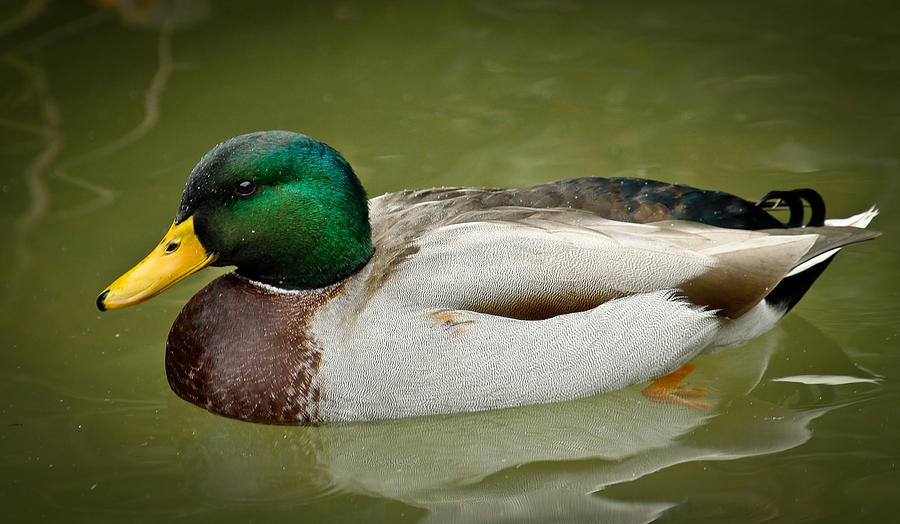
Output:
[{"left": 165, "top": 273, "right": 340, "bottom": 424}]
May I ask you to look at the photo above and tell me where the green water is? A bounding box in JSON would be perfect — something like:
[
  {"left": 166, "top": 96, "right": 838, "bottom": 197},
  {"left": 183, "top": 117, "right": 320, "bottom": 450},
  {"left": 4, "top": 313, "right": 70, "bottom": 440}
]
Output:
[{"left": 2, "top": 1, "right": 898, "bottom": 522}]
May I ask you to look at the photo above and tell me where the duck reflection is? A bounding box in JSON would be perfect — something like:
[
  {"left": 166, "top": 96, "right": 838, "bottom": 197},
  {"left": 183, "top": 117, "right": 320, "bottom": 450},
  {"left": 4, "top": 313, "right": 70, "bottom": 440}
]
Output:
[{"left": 167, "top": 314, "right": 879, "bottom": 522}]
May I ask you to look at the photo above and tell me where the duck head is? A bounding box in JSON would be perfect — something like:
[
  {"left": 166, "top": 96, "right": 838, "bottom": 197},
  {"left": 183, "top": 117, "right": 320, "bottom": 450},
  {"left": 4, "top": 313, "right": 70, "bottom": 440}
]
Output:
[{"left": 97, "top": 131, "right": 373, "bottom": 310}]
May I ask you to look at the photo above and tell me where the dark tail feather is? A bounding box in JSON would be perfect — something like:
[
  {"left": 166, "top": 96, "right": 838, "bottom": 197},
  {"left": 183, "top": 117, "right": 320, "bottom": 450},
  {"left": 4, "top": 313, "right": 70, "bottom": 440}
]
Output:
[
  {"left": 764, "top": 256, "right": 835, "bottom": 313},
  {"left": 755, "top": 188, "right": 826, "bottom": 227},
  {"left": 758, "top": 187, "right": 831, "bottom": 312},
  {"left": 755, "top": 187, "right": 870, "bottom": 312}
]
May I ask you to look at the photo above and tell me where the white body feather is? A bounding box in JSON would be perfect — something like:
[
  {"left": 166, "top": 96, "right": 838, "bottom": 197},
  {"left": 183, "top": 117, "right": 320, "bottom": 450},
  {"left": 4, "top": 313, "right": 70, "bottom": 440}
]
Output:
[
  {"left": 295, "top": 205, "right": 877, "bottom": 422},
  {"left": 316, "top": 290, "right": 718, "bottom": 421}
]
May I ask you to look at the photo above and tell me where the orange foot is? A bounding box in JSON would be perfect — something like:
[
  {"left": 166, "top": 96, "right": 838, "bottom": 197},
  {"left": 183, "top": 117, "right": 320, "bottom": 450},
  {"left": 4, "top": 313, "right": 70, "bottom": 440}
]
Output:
[{"left": 642, "top": 363, "right": 712, "bottom": 409}]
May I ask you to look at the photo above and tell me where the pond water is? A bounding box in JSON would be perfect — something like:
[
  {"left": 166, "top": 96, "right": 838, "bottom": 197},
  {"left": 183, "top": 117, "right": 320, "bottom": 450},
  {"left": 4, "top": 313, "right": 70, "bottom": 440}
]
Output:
[{"left": 1, "top": 1, "right": 898, "bottom": 522}]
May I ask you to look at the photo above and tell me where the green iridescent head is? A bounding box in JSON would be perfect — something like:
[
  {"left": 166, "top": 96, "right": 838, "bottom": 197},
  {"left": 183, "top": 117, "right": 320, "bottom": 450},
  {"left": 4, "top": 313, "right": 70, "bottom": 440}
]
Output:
[{"left": 176, "top": 131, "right": 373, "bottom": 289}]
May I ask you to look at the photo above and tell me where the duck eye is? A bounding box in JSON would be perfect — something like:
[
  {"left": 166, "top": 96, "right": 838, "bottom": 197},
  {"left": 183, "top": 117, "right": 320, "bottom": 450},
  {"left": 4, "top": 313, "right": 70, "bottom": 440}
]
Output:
[{"left": 235, "top": 180, "right": 256, "bottom": 197}]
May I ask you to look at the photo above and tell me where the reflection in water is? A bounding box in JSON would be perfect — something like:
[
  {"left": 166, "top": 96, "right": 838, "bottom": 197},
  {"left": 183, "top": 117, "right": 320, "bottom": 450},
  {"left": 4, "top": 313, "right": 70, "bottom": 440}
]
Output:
[
  {"left": 0, "top": 0, "right": 46, "bottom": 38},
  {"left": 169, "top": 316, "right": 878, "bottom": 522},
  {"left": 97, "top": 0, "right": 209, "bottom": 30},
  {"left": 1, "top": 0, "right": 208, "bottom": 306},
  {"left": 85, "top": 0, "right": 211, "bottom": 160},
  {"left": 3, "top": 54, "right": 63, "bottom": 310},
  {"left": 5, "top": 55, "right": 61, "bottom": 230},
  {"left": 78, "top": 18, "right": 175, "bottom": 161},
  {"left": 0, "top": 2, "right": 894, "bottom": 521}
]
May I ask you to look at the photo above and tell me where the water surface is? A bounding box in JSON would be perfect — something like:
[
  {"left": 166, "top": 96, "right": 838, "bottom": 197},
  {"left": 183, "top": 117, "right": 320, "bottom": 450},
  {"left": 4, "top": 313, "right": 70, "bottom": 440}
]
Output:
[{"left": 1, "top": 1, "right": 898, "bottom": 522}]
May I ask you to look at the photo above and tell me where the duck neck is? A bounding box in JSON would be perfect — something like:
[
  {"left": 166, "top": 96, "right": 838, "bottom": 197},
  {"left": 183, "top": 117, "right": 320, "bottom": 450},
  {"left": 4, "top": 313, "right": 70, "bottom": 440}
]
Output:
[{"left": 233, "top": 223, "right": 374, "bottom": 290}]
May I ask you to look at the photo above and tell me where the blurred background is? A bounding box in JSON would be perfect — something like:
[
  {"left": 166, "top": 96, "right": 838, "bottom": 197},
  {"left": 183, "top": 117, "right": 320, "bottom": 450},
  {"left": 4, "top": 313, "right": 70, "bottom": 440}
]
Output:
[{"left": 1, "top": 1, "right": 897, "bottom": 522}]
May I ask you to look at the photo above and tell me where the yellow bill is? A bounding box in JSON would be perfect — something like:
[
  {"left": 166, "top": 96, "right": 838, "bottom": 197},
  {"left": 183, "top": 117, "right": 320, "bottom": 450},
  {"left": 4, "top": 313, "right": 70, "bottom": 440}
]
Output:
[{"left": 97, "top": 216, "right": 218, "bottom": 311}]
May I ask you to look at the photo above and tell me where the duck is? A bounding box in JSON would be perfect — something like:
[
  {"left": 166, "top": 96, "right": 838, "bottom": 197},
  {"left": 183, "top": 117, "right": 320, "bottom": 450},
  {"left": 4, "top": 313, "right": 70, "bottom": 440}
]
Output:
[{"left": 96, "top": 130, "right": 879, "bottom": 425}]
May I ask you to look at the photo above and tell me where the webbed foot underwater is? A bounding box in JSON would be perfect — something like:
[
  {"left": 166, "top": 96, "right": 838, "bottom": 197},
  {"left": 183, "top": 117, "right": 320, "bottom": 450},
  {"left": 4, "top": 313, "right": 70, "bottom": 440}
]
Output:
[{"left": 97, "top": 131, "right": 879, "bottom": 425}]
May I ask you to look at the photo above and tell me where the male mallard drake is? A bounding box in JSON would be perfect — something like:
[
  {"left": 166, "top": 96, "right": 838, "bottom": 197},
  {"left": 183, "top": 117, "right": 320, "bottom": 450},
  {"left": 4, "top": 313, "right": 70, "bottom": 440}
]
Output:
[{"left": 97, "top": 131, "right": 879, "bottom": 424}]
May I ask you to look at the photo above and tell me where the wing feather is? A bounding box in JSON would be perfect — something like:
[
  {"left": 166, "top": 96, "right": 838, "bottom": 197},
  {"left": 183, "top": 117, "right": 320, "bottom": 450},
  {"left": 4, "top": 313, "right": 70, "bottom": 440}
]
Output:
[{"left": 366, "top": 186, "right": 877, "bottom": 320}]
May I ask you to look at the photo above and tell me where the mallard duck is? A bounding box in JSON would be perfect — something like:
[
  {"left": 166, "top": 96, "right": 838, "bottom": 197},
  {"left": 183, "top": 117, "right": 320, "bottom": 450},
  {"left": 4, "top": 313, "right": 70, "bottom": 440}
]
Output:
[{"left": 97, "top": 131, "right": 878, "bottom": 424}]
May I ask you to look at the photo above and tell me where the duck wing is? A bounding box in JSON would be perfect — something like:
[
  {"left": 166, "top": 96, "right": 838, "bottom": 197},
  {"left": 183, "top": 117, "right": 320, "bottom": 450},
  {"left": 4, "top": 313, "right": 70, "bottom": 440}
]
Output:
[
  {"left": 370, "top": 177, "right": 785, "bottom": 230},
  {"left": 366, "top": 178, "right": 877, "bottom": 320}
]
